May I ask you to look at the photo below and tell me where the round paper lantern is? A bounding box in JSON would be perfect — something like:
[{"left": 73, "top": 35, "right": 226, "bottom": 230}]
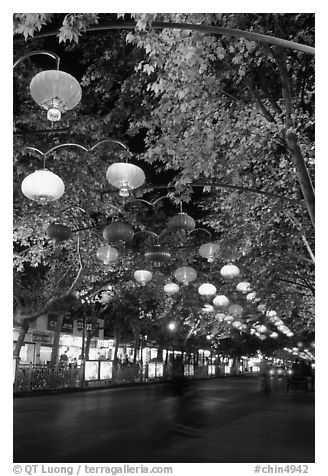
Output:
[
  {"left": 266, "top": 310, "right": 277, "bottom": 318},
  {"left": 224, "top": 315, "right": 234, "bottom": 323},
  {"left": 228, "top": 304, "right": 243, "bottom": 317},
  {"left": 199, "top": 242, "right": 219, "bottom": 262},
  {"left": 47, "top": 223, "right": 73, "bottom": 242},
  {"left": 236, "top": 281, "right": 251, "bottom": 293},
  {"left": 103, "top": 222, "right": 134, "bottom": 243},
  {"left": 257, "top": 325, "right": 267, "bottom": 333},
  {"left": 198, "top": 283, "right": 217, "bottom": 297},
  {"left": 274, "top": 319, "right": 284, "bottom": 327},
  {"left": 134, "top": 270, "right": 152, "bottom": 286},
  {"left": 257, "top": 303, "right": 267, "bottom": 314},
  {"left": 287, "top": 331, "right": 294, "bottom": 337},
  {"left": 96, "top": 245, "right": 119, "bottom": 264},
  {"left": 246, "top": 291, "right": 259, "bottom": 302},
  {"left": 21, "top": 169, "right": 65, "bottom": 204},
  {"left": 202, "top": 304, "right": 214, "bottom": 314},
  {"left": 213, "top": 295, "right": 230, "bottom": 308},
  {"left": 145, "top": 246, "right": 171, "bottom": 263},
  {"left": 220, "top": 264, "right": 240, "bottom": 279},
  {"left": 232, "top": 320, "right": 243, "bottom": 329},
  {"left": 258, "top": 335, "right": 267, "bottom": 340},
  {"left": 106, "top": 163, "right": 145, "bottom": 197},
  {"left": 167, "top": 213, "right": 195, "bottom": 232},
  {"left": 215, "top": 313, "right": 226, "bottom": 322},
  {"left": 270, "top": 332, "right": 278, "bottom": 339},
  {"left": 30, "top": 70, "right": 82, "bottom": 121},
  {"left": 174, "top": 266, "right": 197, "bottom": 285},
  {"left": 250, "top": 328, "right": 256, "bottom": 335},
  {"left": 164, "top": 282, "right": 180, "bottom": 295}
]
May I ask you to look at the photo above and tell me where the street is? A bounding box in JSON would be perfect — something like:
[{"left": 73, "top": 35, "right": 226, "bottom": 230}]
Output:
[{"left": 13, "top": 376, "right": 314, "bottom": 463}]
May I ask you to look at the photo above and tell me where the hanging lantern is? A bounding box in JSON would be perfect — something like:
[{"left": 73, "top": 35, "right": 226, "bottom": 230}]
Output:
[
  {"left": 228, "top": 304, "right": 243, "bottom": 317},
  {"left": 258, "top": 335, "right": 267, "bottom": 340},
  {"left": 145, "top": 246, "right": 171, "bottom": 263},
  {"left": 21, "top": 169, "right": 65, "bottom": 204},
  {"left": 164, "top": 282, "right": 180, "bottom": 295},
  {"left": 198, "top": 283, "right": 217, "bottom": 297},
  {"left": 220, "top": 264, "right": 240, "bottom": 279},
  {"left": 236, "top": 281, "right": 251, "bottom": 293},
  {"left": 266, "top": 310, "right": 277, "bottom": 318},
  {"left": 274, "top": 319, "right": 284, "bottom": 327},
  {"left": 30, "top": 70, "right": 82, "bottom": 122},
  {"left": 96, "top": 245, "right": 119, "bottom": 264},
  {"left": 213, "top": 295, "right": 230, "bottom": 308},
  {"left": 103, "top": 222, "right": 134, "bottom": 243},
  {"left": 106, "top": 163, "right": 145, "bottom": 197},
  {"left": 257, "top": 303, "right": 267, "bottom": 314},
  {"left": 224, "top": 315, "right": 234, "bottom": 323},
  {"left": 199, "top": 242, "right": 220, "bottom": 262},
  {"left": 215, "top": 313, "right": 226, "bottom": 322},
  {"left": 250, "top": 328, "right": 256, "bottom": 335},
  {"left": 270, "top": 332, "right": 278, "bottom": 339},
  {"left": 232, "top": 321, "right": 243, "bottom": 329},
  {"left": 47, "top": 223, "right": 73, "bottom": 242},
  {"left": 287, "top": 331, "right": 294, "bottom": 337},
  {"left": 167, "top": 213, "right": 195, "bottom": 232},
  {"left": 257, "top": 325, "right": 267, "bottom": 333},
  {"left": 202, "top": 304, "right": 214, "bottom": 314},
  {"left": 246, "top": 291, "right": 258, "bottom": 302},
  {"left": 134, "top": 270, "right": 152, "bottom": 286},
  {"left": 174, "top": 266, "right": 197, "bottom": 285}
]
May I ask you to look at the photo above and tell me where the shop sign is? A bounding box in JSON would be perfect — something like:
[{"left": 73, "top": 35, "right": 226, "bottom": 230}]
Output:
[
  {"left": 47, "top": 314, "right": 73, "bottom": 334},
  {"left": 32, "top": 333, "right": 52, "bottom": 343}
]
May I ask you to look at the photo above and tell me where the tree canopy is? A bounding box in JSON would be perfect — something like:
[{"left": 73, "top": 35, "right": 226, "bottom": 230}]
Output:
[{"left": 13, "top": 13, "right": 315, "bottom": 356}]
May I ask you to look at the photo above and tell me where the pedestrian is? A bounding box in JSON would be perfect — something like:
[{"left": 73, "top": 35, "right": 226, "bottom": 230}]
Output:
[{"left": 259, "top": 358, "right": 270, "bottom": 394}]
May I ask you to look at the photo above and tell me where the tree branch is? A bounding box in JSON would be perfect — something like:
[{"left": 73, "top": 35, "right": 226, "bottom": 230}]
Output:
[
  {"left": 273, "top": 47, "right": 315, "bottom": 227},
  {"left": 249, "top": 82, "right": 276, "bottom": 123}
]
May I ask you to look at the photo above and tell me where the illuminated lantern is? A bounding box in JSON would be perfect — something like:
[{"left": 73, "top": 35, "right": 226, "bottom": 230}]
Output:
[
  {"left": 96, "top": 245, "right": 119, "bottom": 264},
  {"left": 258, "top": 335, "right": 267, "bottom": 340},
  {"left": 277, "top": 325, "right": 287, "bottom": 332},
  {"left": 47, "top": 223, "right": 73, "bottom": 242},
  {"left": 103, "top": 222, "right": 134, "bottom": 243},
  {"left": 174, "top": 266, "right": 197, "bottom": 285},
  {"left": 232, "top": 321, "right": 243, "bottom": 329},
  {"left": 236, "top": 281, "right": 251, "bottom": 293},
  {"left": 266, "top": 310, "right": 277, "bottom": 318},
  {"left": 287, "top": 331, "right": 294, "bottom": 337},
  {"left": 30, "top": 70, "right": 82, "bottom": 122},
  {"left": 164, "top": 283, "right": 180, "bottom": 295},
  {"left": 224, "top": 315, "right": 234, "bottom": 323},
  {"left": 134, "top": 270, "right": 152, "bottom": 286},
  {"left": 106, "top": 163, "right": 145, "bottom": 197},
  {"left": 246, "top": 291, "right": 258, "bottom": 302},
  {"left": 215, "top": 313, "right": 226, "bottom": 322},
  {"left": 213, "top": 295, "right": 230, "bottom": 308},
  {"left": 198, "top": 283, "right": 217, "bottom": 297},
  {"left": 220, "top": 264, "right": 240, "bottom": 279},
  {"left": 228, "top": 304, "right": 243, "bottom": 317},
  {"left": 202, "top": 304, "right": 214, "bottom": 313},
  {"left": 270, "top": 332, "right": 278, "bottom": 339},
  {"left": 167, "top": 213, "right": 195, "bottom": 232},
  {"left": 257, "top": 303, "right": 267, "bottom": 314},
  {"left": 257, "top": 325, "right": 267, "bottom": 333},
  {"left": 21, "top": 169, "right": 65, "bottom": 204},
  {"left": 145, "top": 246, "right": 171, "bottom": 263},
  {"left": 274, "top": 319, "right": 284, "bottom": 327},
  {"left": 199, "top": 242, "right": 219, "bottom": 262},
  {"left": 250, "top": 328, "right": 256, "bottom": 335}
]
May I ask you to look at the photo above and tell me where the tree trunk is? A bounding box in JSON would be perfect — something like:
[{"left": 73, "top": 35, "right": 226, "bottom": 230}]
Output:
[
  {"left": 50, "top": 314, "right": 64, "bottom": 367},
  {"left": 113, "top": 331, "right": 120, "bottom": 364},
  {"left": 133, "top": 333, "right": 139, "bottom": 364},
  {"left": 84, "top": 331, "right": 92, "bottom": 360},
  {"left": 13, "top": 319, "right": 29, "bottom": 358}
]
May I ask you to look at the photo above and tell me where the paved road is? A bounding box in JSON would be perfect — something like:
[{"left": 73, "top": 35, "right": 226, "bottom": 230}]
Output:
[{"left": 13, "top": 376, "right": 314, "bottom": 463}]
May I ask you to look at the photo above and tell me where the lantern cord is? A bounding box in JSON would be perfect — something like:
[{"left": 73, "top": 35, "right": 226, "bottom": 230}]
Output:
[
  {"left": 89, "top": 139, "right": 130, "bottom": 152},
  {"left": 188, "top": 228, "right": 212, "bottom": 239},
  {"left": 13, "top": 50, "right": 61, "bottom": 70}
]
